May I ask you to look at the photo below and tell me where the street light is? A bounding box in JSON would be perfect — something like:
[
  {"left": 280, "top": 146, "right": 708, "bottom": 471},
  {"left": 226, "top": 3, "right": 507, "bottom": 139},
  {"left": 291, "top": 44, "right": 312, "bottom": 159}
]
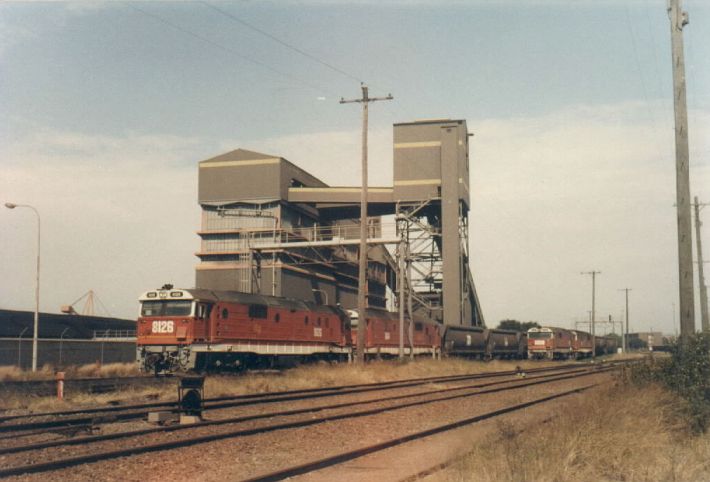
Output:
[
  {"left": 311, "top": 289, "right": 329, "bottom": 305},
  {"left": 5, "top": 202, "right": 41, "bottom": 372}
]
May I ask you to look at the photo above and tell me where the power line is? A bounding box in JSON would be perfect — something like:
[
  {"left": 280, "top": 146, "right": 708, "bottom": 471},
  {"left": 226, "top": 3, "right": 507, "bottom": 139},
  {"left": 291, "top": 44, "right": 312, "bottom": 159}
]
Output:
[
  {"left": 642, "top": 0, "right": 666, "bottom": 102},
  {"left": 127, "top": 3, "right": 328, "bottom": 94},
  {"left": 198, "top": 1, "right": 419, "bottom": 120},
  {"left": 624, "top": 5, "right": 665, "bottom": 158},
  {"left": 200, "top": 1, "right": 363, "bottom": 84}
]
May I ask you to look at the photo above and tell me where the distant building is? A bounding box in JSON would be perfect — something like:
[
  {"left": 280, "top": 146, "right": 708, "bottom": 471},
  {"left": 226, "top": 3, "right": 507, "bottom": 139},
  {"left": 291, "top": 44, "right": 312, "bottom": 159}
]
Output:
[{"left": 628, "top": 331, "right": 674, "bottom": 351}]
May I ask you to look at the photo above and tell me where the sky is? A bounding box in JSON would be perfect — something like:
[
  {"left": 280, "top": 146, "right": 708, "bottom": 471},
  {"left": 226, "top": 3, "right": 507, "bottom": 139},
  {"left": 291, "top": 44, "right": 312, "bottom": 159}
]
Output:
[{"left": 1, "top": 0, "right": 708, "bottom": 335}]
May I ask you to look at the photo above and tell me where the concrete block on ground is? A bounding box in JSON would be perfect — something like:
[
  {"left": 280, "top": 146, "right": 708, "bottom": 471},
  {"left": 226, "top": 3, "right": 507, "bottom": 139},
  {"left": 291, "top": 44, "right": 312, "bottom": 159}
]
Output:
[
  {"left": 148, "top": 411, "right": 177, "bottom": 424},
  {"left": 179, "top": 415, "right": 202, "bottom": 425}
]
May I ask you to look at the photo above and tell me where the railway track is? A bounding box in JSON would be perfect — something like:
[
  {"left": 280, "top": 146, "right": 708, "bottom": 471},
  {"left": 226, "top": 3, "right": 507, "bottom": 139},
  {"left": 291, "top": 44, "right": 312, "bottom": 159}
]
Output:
[
  {"left": 244, "top": 384, "right": 597, "bottom": 482},
  {"left": 0, "top": 362, "right": 620, "bottom": 478},
  {"left": 0, "top": 362, "right": 592, "bottom": 433}
]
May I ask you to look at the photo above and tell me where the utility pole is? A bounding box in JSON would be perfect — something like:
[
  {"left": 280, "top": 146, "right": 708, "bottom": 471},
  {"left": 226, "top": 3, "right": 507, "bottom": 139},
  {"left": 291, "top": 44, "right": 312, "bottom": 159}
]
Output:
[
  {"left": 668, "top": 0, "right": 695, "bottom": 341},
  {"left": 619, "top": 288, "right": 632, "bottom": 353},
  {"left": 340, "top": 84, "right": 393, "bottom": 364},
  {"left": 693, "top": 197, "right": 709, "bottom": 331},
  {"left": 581, "top": 271, "right": 601, "bottom": 361}
]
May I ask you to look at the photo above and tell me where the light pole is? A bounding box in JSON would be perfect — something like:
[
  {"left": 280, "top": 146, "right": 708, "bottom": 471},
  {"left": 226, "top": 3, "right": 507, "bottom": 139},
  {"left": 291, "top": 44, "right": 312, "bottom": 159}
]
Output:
[
  {"left": 311, "top": 289, "right": 329, "bottom": 305},
  {"left": 619, "top": 288, "right": 632, "bottom": 354},
  {"left": 59, "top": 327, "right": 70, "bottom": 366},
  {"left": 5, "top": 203, "right": 41, "bottom": 372}
]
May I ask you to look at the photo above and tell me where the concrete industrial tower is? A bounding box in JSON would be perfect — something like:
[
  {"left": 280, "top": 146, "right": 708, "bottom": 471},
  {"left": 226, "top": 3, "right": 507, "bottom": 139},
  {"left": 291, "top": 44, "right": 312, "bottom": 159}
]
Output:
[{"left": 194, "top": 119, "right": 484, "bottom": 327}]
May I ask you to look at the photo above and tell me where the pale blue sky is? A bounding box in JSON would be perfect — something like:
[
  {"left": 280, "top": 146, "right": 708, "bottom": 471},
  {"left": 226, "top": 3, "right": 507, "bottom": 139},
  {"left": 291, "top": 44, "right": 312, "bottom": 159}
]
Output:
[
  {"left": 3, "top": 1, "right": 708, "bottom": 140},
  {"left": 1, "top": 1, "right": 708, "bottom": 334}
]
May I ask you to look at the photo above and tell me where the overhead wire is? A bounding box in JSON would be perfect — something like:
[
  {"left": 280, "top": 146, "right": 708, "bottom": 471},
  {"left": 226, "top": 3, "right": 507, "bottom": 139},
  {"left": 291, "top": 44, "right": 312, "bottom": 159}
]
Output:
[
  {"left": 642, "top": 0, "right": 667, "bottom": 106},
  {"left": 198, "top": 1, "right": 417, "bottom": 120},
  {"left": 127, "top": 3, "right": 330, "bottom": 95},
  {"left": 199, "top": 1, "right": 363, "bottom": 84},
  {"left": 624, "top": 4, "right": 667, "bottom": 159}
]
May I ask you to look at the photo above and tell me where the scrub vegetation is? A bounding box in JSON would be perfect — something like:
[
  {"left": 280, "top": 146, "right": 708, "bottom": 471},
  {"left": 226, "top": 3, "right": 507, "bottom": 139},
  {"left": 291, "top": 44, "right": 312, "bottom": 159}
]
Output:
[
  {"left": 0, "top": 362, "right": 140, "bottom": 382},
  {"left": 451, "top": 335, "right": 710, "bottom": 482}
]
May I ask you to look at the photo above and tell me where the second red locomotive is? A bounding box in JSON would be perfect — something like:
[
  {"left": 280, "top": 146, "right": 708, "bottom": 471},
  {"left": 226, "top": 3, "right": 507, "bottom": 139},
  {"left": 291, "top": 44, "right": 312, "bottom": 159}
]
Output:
[{"left": 527, "top": 326, "right": 617, "bottom": 360}]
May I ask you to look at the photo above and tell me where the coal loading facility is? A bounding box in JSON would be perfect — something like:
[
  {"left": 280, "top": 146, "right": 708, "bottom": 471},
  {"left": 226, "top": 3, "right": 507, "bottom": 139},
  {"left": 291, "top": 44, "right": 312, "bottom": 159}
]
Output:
[{"left": 194, "top": 119, "right": 484, "bottom": 328}]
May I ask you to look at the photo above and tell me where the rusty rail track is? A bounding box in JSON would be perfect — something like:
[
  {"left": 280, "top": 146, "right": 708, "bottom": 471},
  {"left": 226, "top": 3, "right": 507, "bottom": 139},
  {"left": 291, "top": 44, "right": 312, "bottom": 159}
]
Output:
[
  {"left": 0, "top": 365, "right": 599, "bottom": 456},
  {"left": 0, "top": 364, "right": 617, "bottom": 478},
  {"left": 244, "top": 384, "right": 598, "bottom": 482},
  {"left": 0, "top": 363, "right": 590, "bottom": 432}
]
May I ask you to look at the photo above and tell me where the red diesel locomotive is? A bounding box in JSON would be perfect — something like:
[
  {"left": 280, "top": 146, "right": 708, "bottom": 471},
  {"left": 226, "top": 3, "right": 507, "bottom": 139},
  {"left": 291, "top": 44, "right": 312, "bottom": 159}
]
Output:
[
  {"left": 137, "top": 288, "right": 351, "bottom": 373},
  {"left": 137, "top": 287, "right": 441, "bottom": 373},
  {"left": 527, "top": 326, "right": 617, "bottom": 360}
]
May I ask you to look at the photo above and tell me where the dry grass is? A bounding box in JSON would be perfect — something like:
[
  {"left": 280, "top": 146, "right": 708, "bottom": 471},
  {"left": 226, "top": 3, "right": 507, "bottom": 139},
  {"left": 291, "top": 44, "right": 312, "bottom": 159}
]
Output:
[
  {"left": 1, "top": 385, "right": 167, "bottom": 413},
  {"left": 450, "top": 383, "right": 710, "bottom": 482},
  {"left": 203, "top": 358, "right": 559, "bottom": 398},
  {"left": 0, "top": 362, "right": 139, "bottom": 382},
  {"left": 0, "top": 358, "right": 554, "bottom": 412}
]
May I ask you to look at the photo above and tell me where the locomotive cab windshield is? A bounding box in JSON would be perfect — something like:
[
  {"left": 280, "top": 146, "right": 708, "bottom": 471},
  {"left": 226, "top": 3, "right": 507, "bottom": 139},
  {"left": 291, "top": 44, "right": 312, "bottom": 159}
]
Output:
[
  {"left": 528, "top": 331, "right": 552, "bottom": 339},
  {"left": 140, "top": 300, "right": 193, "bottom": 317}
]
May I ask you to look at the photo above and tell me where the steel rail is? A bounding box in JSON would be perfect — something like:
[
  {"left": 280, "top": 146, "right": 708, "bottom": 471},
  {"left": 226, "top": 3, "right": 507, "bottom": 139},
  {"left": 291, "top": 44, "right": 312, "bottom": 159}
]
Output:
[
  {"left": 0, "top": 363, "right": 585, "bottom": 424},
  {"left": 0, "top": 365, "right": 599, "bottom": 456},
  {"left": 243, "top": 383, "right": 599, "bottom": 482},
  {"left": 0, "top": 363, "right": 556, "bottom": 423},
  {"left": 0, "top": 363, "right": 593, "bottom": 432},
  {"left": 0, "top": 365, "right": 615, "bottom": 477}
]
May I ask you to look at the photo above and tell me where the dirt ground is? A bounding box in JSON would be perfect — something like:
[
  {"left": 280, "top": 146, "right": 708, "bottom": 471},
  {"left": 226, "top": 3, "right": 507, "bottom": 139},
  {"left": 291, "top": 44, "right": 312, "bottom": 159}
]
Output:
[{"left": 5, "top": 365, "right": 613, "bottom": 482}]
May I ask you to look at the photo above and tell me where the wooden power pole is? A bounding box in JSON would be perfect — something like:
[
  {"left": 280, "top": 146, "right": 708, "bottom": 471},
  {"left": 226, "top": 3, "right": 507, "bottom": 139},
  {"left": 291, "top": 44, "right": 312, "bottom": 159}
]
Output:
[
  {"left": 668, "top": 0, "right": 696, "bottom": 340},
  {"left": 340, "top": 84, "right": 392, "bottom": 364},
  {"left": 581, "top": 271, "right": 601, "bottom": 361}
]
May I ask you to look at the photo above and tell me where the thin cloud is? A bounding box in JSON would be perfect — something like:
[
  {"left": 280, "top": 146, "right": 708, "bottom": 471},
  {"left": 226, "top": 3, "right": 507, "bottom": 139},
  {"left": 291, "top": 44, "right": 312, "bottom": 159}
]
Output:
[{"left": 1, "top": 101, "right": 708, "bottom": 336}]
